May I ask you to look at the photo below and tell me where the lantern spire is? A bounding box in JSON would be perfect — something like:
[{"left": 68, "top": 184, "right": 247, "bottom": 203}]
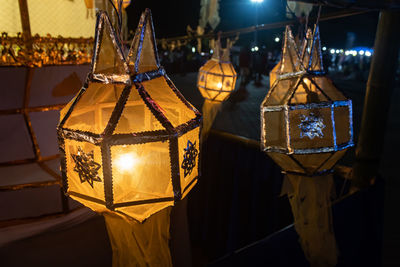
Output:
[
  {"left": 127, "top": 8, "right": 161, "bottom": 74},
  {"left": 280, "top": 26, "right": 303, "bottom": 75},
  {"left": 302, "top": 24, "right": 324, "bottom": 73},
  {"left": 91, "top": 11, "right": 129, "bottom": 77}
]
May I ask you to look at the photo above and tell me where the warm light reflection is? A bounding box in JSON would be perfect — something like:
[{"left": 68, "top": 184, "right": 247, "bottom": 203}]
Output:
[
  {"left": 115, "top": 153, "right": 138, "bottom": 173},
  {"left": 217, "top": 82, "right": 223, "bottom": 89}
]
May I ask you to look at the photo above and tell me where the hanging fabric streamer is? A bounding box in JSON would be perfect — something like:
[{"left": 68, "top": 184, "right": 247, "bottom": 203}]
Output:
[
  {"left": 199, "top": 0, "right": 221, "bottom": 30},
  {"left": 282, "top": 174, "right": 338, "bottom": 267},
  {"left": 201, "top": 100, "right": 222, "bottom": 138},
  {"left": 286, "top": 1, "right": 314, "bottom": 18},
  {"left": 197, "top": 35, "right": 237, "bottom": 139},
  {"left": 104, "top": 208, "right": 173, "bottom": 267}
]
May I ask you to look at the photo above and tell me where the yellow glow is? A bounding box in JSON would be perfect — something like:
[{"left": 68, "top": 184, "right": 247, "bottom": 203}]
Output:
[
  {"left": 115, "top": 153, "right": 138, "bottom": 173},
  {"left": 217, "top": 82, "right": 223, "bottom": 89}
]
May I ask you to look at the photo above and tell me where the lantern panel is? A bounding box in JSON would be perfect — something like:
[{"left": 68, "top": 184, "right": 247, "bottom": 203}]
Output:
[
  {"left": 262, "top": 110, "right": 287, "bottom": 149},
  {"left": 142, "top": 77, "right": 197, "bottom": 127},
  {"left": 0, "top": 115, "right": 35, "bottom": 163},
  {"left": 94, "top": 21, "right": 126, "bottom": 75},
  {"left": 264, "top": 78, "right": 298, "bottom": 106},
  {"left": 113, "top": 87, "right": 165, "bottom": 134},
  {"left": 198, "top": 87, "right": 211, "bottom": 100},
  {"left": 59, "top": 93, "right": 80, "bottom": 123},
  {"left": 63, "top": 82, "right": 125, "bottom": 134},
  {"left": 289, "top": 107, "right": 334, "bottom": 150},
  {"left": 65, "top": 139, "right": 105, "bottom": 203},
  {"left": 213, "top": 91, "right": 232, "bottom": 102},
  {"left": 292, "top": 153, "right": 332, "bottom": 174},
  {"left": 220, "top": 62, "right": 236, "bottom": 76},
  {"left": 334, "top": 106, "right": 352, "bottom": 145},
  {"left": 289, "top": 77, "right": 329, "bottom": 104},
  {"left": 267, "top": 152, "right": 304, "bottom": 173},
  {"left": 115, "top": 201, "right": 174, "bottom": 223},
  {"left": 280, "top": 28, "right": 302, "bottom": 74},
  {"left": 111, "top": 141, "right": 173, "bottom": 204},
  {"left": 313, "top": 77, "right": 346, "bottom": 101},
  {"left": 199, "top": 60, "right": 216, "bottom": 72},
  {"left": 317, "top": 149, "right": 347, "bottom": 172},
  {"left": 269, "top": 61, "right": 281, "bottom": 88},
  {"left": 178, "top": 127, "right": 200, "bottom": 198}
]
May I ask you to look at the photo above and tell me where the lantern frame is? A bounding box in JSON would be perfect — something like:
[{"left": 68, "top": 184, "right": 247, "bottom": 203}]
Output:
[
  {"left": 261, "top": 25, "right": 353, "bottom": 177},
  {"left": 57, "top": 10, "right": 202, "bottom": 219}
]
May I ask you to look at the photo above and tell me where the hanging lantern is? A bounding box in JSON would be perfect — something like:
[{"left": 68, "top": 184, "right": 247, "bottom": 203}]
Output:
[
  {"left": 197, "top": 38, "right": 237, "bottom": 102},
  {"left": 57, "top": 10, "right": 202, "bottom": 222},
  {"left": 261, "top": 25, "right": 353, "bottom": 176},
  {"left": 262, "top": 25, "right": 353, "bottom": 266},
  {"left": 197, "top": 37, "right": 237, "bottom": 137}
]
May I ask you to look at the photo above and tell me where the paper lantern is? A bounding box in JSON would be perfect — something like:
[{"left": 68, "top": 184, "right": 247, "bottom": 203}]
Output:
[
  {"left": 261, "top": 25, "right": 353, "bottom": 176},
  {"left": 57, "top": 9, "right": 202, "bottom": 222},
  {"left": 197, "top": 39, "right": 237, "bottom": 102}
]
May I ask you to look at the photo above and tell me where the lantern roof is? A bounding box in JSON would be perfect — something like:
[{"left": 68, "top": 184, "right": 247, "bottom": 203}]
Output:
[
  {"left": 60, "top": 8, "right": 201, "bottom": 139},
  {"left": 279, "top": 25, "right": 324, "bottom": 77}
]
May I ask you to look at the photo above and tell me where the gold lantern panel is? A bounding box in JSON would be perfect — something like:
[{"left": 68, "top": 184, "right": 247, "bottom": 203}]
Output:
[
  {"left": 197, "top": 39, "right": 237, "bottom": 102},
  {"left": 261, "top": 25, "right": 353, "bottom": 176},
  {"left": 58, "top": 10, "right": 202, "bottom": 222}
]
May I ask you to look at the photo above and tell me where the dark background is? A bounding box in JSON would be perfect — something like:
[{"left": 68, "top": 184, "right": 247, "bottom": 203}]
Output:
[{"left": 125, "top": 0, "right": 379, "bottom": 48}]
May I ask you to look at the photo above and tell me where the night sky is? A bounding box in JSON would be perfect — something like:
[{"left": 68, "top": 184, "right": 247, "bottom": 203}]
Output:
[{"left": 125, "top": 0, "right": 379, "bottom": 49}]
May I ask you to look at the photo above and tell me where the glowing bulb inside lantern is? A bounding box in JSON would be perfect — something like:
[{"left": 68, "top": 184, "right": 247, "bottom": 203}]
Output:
[
  {"left": 217, "top": 82, "right": 223, "bottom": 89},
  {"left": 115, "top": 153, "right": 137, "bottom": 173}
]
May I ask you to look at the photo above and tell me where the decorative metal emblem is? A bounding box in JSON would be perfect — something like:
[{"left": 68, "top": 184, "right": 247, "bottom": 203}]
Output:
[
  {"left": 181, "top": 140, "right": 199, "bottom": 177},
  {"left": 71, "top": 146, "right": 102, "bottom": 188},
  {"left": 298, "top": 113, "right": 326, "bottom": 139}
]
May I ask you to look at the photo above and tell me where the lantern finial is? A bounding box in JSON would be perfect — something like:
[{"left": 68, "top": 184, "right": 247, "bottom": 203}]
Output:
[
  {"left": 92, "top": 11, "right": 129, "bottom": 77},
  {"left": 127, "top": 8, "right": 160, "bottom": 74}
]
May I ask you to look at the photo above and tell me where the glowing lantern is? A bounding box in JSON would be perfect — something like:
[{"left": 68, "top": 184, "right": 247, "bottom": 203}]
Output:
[
  {"left": 261, "top": 25, "right": 353, "bottom": 176},
  {"left": 57, "top": 10, "right": 202, "bottom": 222},
  {"left": 197, "top": 37, "right": 237, "bottom": 136},
  {"left": 197, "top": 38, "right": 237, "bottom": 102}
]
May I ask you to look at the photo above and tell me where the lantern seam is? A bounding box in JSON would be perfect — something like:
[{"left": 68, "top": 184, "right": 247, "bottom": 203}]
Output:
[
  {"left": 134, "top": 82, "right": 175, "bottom": 133},
  {"left": 169, "top": 137, "right": 182, "bottom": 201}
]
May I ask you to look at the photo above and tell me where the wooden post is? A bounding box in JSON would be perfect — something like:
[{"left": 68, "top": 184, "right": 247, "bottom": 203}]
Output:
[
  {"left": 18, "top": 0, "right": 32, "bottom": 48},
  {"left": 353, "top": 11, "right": 400, "bottom": 187}
]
